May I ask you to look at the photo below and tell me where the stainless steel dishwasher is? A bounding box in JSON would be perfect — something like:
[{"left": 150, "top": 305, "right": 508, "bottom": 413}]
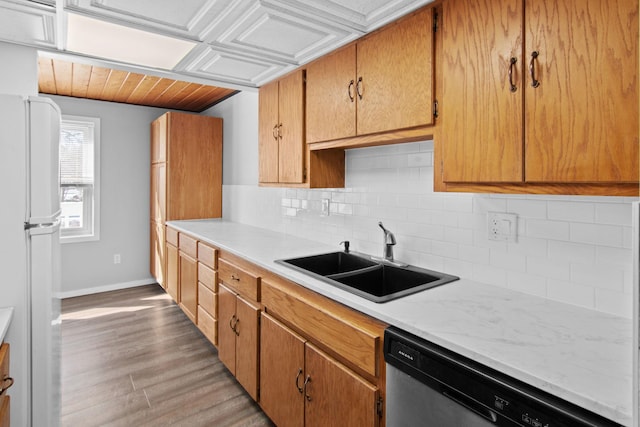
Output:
[{"left": 384, "top": 327, "right": 622, "bottom": 427}]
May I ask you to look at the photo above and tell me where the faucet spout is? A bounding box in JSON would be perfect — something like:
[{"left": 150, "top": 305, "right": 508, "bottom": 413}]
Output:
[{"left": 378, "top": 222, "right": 396, "bottom": 261}]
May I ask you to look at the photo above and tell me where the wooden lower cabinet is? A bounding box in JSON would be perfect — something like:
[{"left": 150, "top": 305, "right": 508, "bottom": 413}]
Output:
[
  {"left": 0, "top": 343, "right": 10, "bottom": 427},
  {"left": 260, "top": 313, "right": 380, "bottom": 427},
  {"left": 218, "top": 283, "right": 260, "bottom": 400},
  {"left": 165, "top": 242, "right": 179, "bottom": 302},
  {"left": 178, "top": 252, "right": 197, "bottom": 323},
  {"left": 0, "top": 395, "right": 8, "bottom": 427},
  {"left": 260, "top": 313, "right": 305, "bottom": 427}
]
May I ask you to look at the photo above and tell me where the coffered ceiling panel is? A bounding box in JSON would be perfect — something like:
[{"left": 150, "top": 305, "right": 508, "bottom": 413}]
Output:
[
  {"left": 179, "top": 45, "right": 293, "bottom": 87},
  {"left": 0, "top": 0, "right": 56, "bottom": 47},
  {"left": 64, "top": 0, "right": 232, "bottom": 40},
  {"left": 209, "top": 1, "right": 358, "bottom": 64}
]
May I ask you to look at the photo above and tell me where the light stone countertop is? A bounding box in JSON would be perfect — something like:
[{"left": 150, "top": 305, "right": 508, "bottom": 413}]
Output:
[
  {"left": 168, "top": 218, "right": 633, "bottom": 426},
  {"left": 0, "top": 307, "right": 14, "bottom": 343}
]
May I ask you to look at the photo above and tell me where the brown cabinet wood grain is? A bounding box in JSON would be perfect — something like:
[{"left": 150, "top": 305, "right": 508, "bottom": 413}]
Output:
[
  {"left": 0, "top": 395, "right": 8, "bottom": 427},
  {"left": 149, "top": 112, "right": 222, "bottom": 286},
  {"left": 259, "top": 70, "right": 305, "bottom": 184},
  {"left": 179, "top": 251, "right": 197, "bottom": 323},
  {"left": 165, "top": 240, "right": 179, "bottom": 302},
  {"left": 306, "top": 7, "right": 435, "bottom": 145},
  {"left": 439, "top": 0, "right": 638, "bottom": 194},
  {"left": 217, "top": 283, "right": 260, "bottom": 400},
  {"left": 0, "top": 343, "right": 10, "bottom": 427}
]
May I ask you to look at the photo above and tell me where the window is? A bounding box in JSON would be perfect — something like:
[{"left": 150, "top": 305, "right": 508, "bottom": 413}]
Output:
[{"left": 59, "top": 115, "right": 100, "bottom": 242}]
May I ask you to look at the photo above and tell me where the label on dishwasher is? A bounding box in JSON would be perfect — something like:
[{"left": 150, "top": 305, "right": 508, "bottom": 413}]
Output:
[{"left": 390, "top": 341, "right": 421, "bottom": 368}]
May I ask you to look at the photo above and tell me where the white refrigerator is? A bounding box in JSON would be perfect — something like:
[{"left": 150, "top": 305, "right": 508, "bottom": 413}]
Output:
[{"left": 0, "top": 94, "right": 61, "bottom": 427}]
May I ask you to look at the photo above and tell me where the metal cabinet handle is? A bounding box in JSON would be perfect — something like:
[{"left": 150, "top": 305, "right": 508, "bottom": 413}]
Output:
[
  {"left": 278, "top": 123, "right": 282, "bottom": 140},
  {"left": 348, "top": 80, "right": 355, "bottom": 102},
  {"left": 356, "top": 77, "right": 363, "bottom": 100},
  {"left": 272, "top": 124, "right": 278, "bottom": 141},
  {"left": 295, "top": 368, "right": 304, "bottom": 393},
  {"left": 303, "top": 375, "right": 312, "bottom": 401},
  {"left": 234, "top": 318, "right": 240, "bottom": 336},
  {"left": 508, "top": 57, "right": 517, "bottom": 92},
  {"left": 229, "top": 314, "right": 237, "bottom": 331},
  {"left": 231, "top": 274, "right": 240, "bottom": 282},
  {"left": 529, "top": 51, "right": 540, "bottom": 88},
  {"left": 0, "top": 377, "right": 14, "bottom": 395}
]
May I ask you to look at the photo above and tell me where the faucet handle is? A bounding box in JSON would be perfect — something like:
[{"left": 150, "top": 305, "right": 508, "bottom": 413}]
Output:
[
  {"left": 339, "top": 240, "right": 350, "bottom": 253},
  {"left": 378, "top": 222, "right": 396, "bottom": 245}
]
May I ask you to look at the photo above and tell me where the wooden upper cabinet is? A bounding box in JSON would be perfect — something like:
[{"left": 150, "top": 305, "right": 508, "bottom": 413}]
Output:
[
  {"left": 441, "top": 0, "right": 638, "bottom": 189},
  {"left": 258, "top": 70, "right": 305, "bottom": 184},
  {"left": 524, "top": 0, "right": 638, "bottom": 183},
  {"left": 306, "top": 45, "right": 357, "bottom": 143},
  {"left": 441, "top": 0, "right": 524, "bottom": 183},
  {"left": 357, "top": 6, "right": 434, "bottom": 135},
  {"left": 151, "top": 114, "right": 166, "bottom": 164},
  {"left": 306, "top": 6, "right": 435, "bottom": 144}
]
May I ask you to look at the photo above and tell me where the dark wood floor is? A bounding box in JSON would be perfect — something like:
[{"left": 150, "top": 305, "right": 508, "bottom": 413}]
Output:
[{"left": 61, "top": 284, "right": 274, "bottom": 427}]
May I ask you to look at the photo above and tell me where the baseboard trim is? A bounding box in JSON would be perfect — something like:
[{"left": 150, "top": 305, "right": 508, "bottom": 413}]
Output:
[{"left": 58, "top": 278, "right": 158, "bottom": 299}]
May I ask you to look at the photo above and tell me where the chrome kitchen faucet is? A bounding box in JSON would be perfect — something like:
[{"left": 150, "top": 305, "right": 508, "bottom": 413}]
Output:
[{"left": 378, "top": 222, "right": 396, "bottom": 262}]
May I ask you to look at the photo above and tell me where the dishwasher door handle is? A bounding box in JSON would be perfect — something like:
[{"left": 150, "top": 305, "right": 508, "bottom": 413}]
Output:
[{"left": 442, "top": 387, "right": 498, "bottom": 423}]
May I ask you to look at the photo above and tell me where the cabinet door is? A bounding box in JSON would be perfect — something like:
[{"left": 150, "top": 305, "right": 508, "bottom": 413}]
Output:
[
  {"left": 305, "top": 343, "right": 379, "bottom": 427},
  {"left": 278, "top": 70, "right": 305, "bottom": 184},
  {"left": 151, "top": 113, "right": 166, "bottom": 164},
  {"left": 179, "top": 252, "right": 198, "bottom": 323},
  {"left": 217, "top": 284, "right": 237, "bottom": 375},
  {"left": 357, "top": 7, "right": 435, "bottom": 135},
  {"left": 235, "top": 296, "right": 260, "bottom": 401},
  {"left": 166, "top": 243, "right": 179, "bottom": 302},
  {"left": 259, "top": 80, "right": 280, "bottom": 183},
  {"left": 524, "top": 0, "right": 638, "bottom": 183},
  {"left": 150, "top": 163, "right": 166, "bottom": 223},
  {"left": 150, "top": 222, "right": 165, "bottom": 287},
  {"left": 441, "top": 0, "right": 524, "bottom": 182},
  {"left": 306, "top": 45, "right": 357, "bottom": 143},
  {"left": 0, "top": 395, "right": 8, "bottom": 427},
  {"left": 260, "top": 313, "right": 305, "bottom": 427}
]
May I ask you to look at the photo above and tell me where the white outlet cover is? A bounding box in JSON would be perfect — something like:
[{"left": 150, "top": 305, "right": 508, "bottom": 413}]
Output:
[{"left": 487, "top": 212, "right": 517, "bottom": 242}]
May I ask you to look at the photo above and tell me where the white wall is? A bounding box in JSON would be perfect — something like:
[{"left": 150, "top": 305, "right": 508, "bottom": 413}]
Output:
[
  {"left": 45, "top": 95, "right": 167, "bottom": 296},
  {"left": 213, "top": 93, "right": 638, "bottom": 319}
]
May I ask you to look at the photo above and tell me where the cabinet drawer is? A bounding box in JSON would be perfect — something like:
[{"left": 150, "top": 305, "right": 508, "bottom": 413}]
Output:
[
  {"left": 197, "top": 306, "right": 218, "bottom": 346},
  {"left": 0, "top": 395, "right": 8, "bottom": 427},
  {"left": 262, "top": 282, "right": 380, "bottom": 377},
  {"left": 166, "top": 226, "right": 178, "bottom": 246},
  {"left": 198, "top": 263, "right": 217, "bottom": 292},
  {"left": 197, "top": 242, "right": 217, "bottom": 269},
  {"left": 218, "top": 258, "right": 260, "bottom": 301},
  {"left": 178, "top": 233, "right": 197, "bottom": 259},
  {"left": 198, "top": 282, "right": 217, "bottom": 317}
]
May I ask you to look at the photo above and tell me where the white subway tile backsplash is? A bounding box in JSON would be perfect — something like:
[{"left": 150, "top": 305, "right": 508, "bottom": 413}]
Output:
[
  {"left": 223, "top": 141, "right": 637, "bottom": 318},
  {"left": 547, "top": 201, "right": 595, "bottom": 223},
  {"left": 526, "top": 219, "right": 571, "bottom": 240},
  {"left": 570, "top": 223, "right": 624, "bottom": 247}
]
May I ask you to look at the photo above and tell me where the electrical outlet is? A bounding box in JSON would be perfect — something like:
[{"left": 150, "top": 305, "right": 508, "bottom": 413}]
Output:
[
  {"left": 321, "top": 198, "right": 330, "bottom": 216},
  {"left": 113, "top": 254, "right": 121, "bottom": 264},
  {"left": 487, "top": 212, "right": 518, "bottom": 242}
]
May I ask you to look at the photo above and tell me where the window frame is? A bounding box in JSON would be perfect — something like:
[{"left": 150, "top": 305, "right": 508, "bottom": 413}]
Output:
[{"left": 59, "top": 115, "right": 101, "bottom": 244}]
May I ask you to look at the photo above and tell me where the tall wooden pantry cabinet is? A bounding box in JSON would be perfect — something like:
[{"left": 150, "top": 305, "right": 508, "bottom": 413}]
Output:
[{"left": 150, "top": 112, "right": 223, "bottom": 296}]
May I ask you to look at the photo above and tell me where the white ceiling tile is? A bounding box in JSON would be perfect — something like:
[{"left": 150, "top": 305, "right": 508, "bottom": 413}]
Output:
[
  {"left": 0, "top": 1, "right": 56, "bottom": 47},
  {"left": 178, "top": 45, "right": 293, "bottom": 87},
  {"left": 64, "top": 0, "right": 233, "bottom": 40}
]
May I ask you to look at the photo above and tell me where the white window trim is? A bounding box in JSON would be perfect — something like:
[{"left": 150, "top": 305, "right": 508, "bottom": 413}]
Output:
[{"left": 60, "top": 115, "right": 101, "bottom": 244}]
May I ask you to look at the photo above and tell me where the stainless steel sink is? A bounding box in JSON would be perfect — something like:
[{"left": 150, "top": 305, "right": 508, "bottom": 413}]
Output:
[{"left": 276, "top": 251, "right": 458, "bottom": 303}]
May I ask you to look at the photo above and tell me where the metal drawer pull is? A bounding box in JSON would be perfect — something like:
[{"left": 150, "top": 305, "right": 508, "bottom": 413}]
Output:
[
  {"left": 272, "top": 124, "right": 278, "bottom": 140},
  {"left": 229, "top": 315, "right": 237, "bottom": 331},
  {"left": 0, "top": 376, "right": 14, "bottom": 395},
  {"left": 348, "top": 80, "right": 355, "bottom": 102},
  {"left": 231, "top": 274, "right": 240, "bottom": 282},
  {"left": 303, "top": 375, "right": 312, "bottom": 401},
  {"left": 234, "top": 318, "right": 240, "bottom": 336},
  {"left": 508, "top": 57, "right": 517, "bottom": 92},
  {"left": 295, "top": 368, "right": 304, "bottom": 393},
  {"left": 529, "top": 51, "right": 540, "bottom": 88},
  {"left": 356, "top": 77, "right": 363, "bottom": 100}
]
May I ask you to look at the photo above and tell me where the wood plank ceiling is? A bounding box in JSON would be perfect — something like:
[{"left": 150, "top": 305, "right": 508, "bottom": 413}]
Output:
[{"left": 38, "top": 57, "right": 238, "bottom": 112}]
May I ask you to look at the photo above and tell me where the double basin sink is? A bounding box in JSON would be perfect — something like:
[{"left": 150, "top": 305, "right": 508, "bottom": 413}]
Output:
[{"left": 276, "top": 251, "right": 458, "bottom": 303}]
